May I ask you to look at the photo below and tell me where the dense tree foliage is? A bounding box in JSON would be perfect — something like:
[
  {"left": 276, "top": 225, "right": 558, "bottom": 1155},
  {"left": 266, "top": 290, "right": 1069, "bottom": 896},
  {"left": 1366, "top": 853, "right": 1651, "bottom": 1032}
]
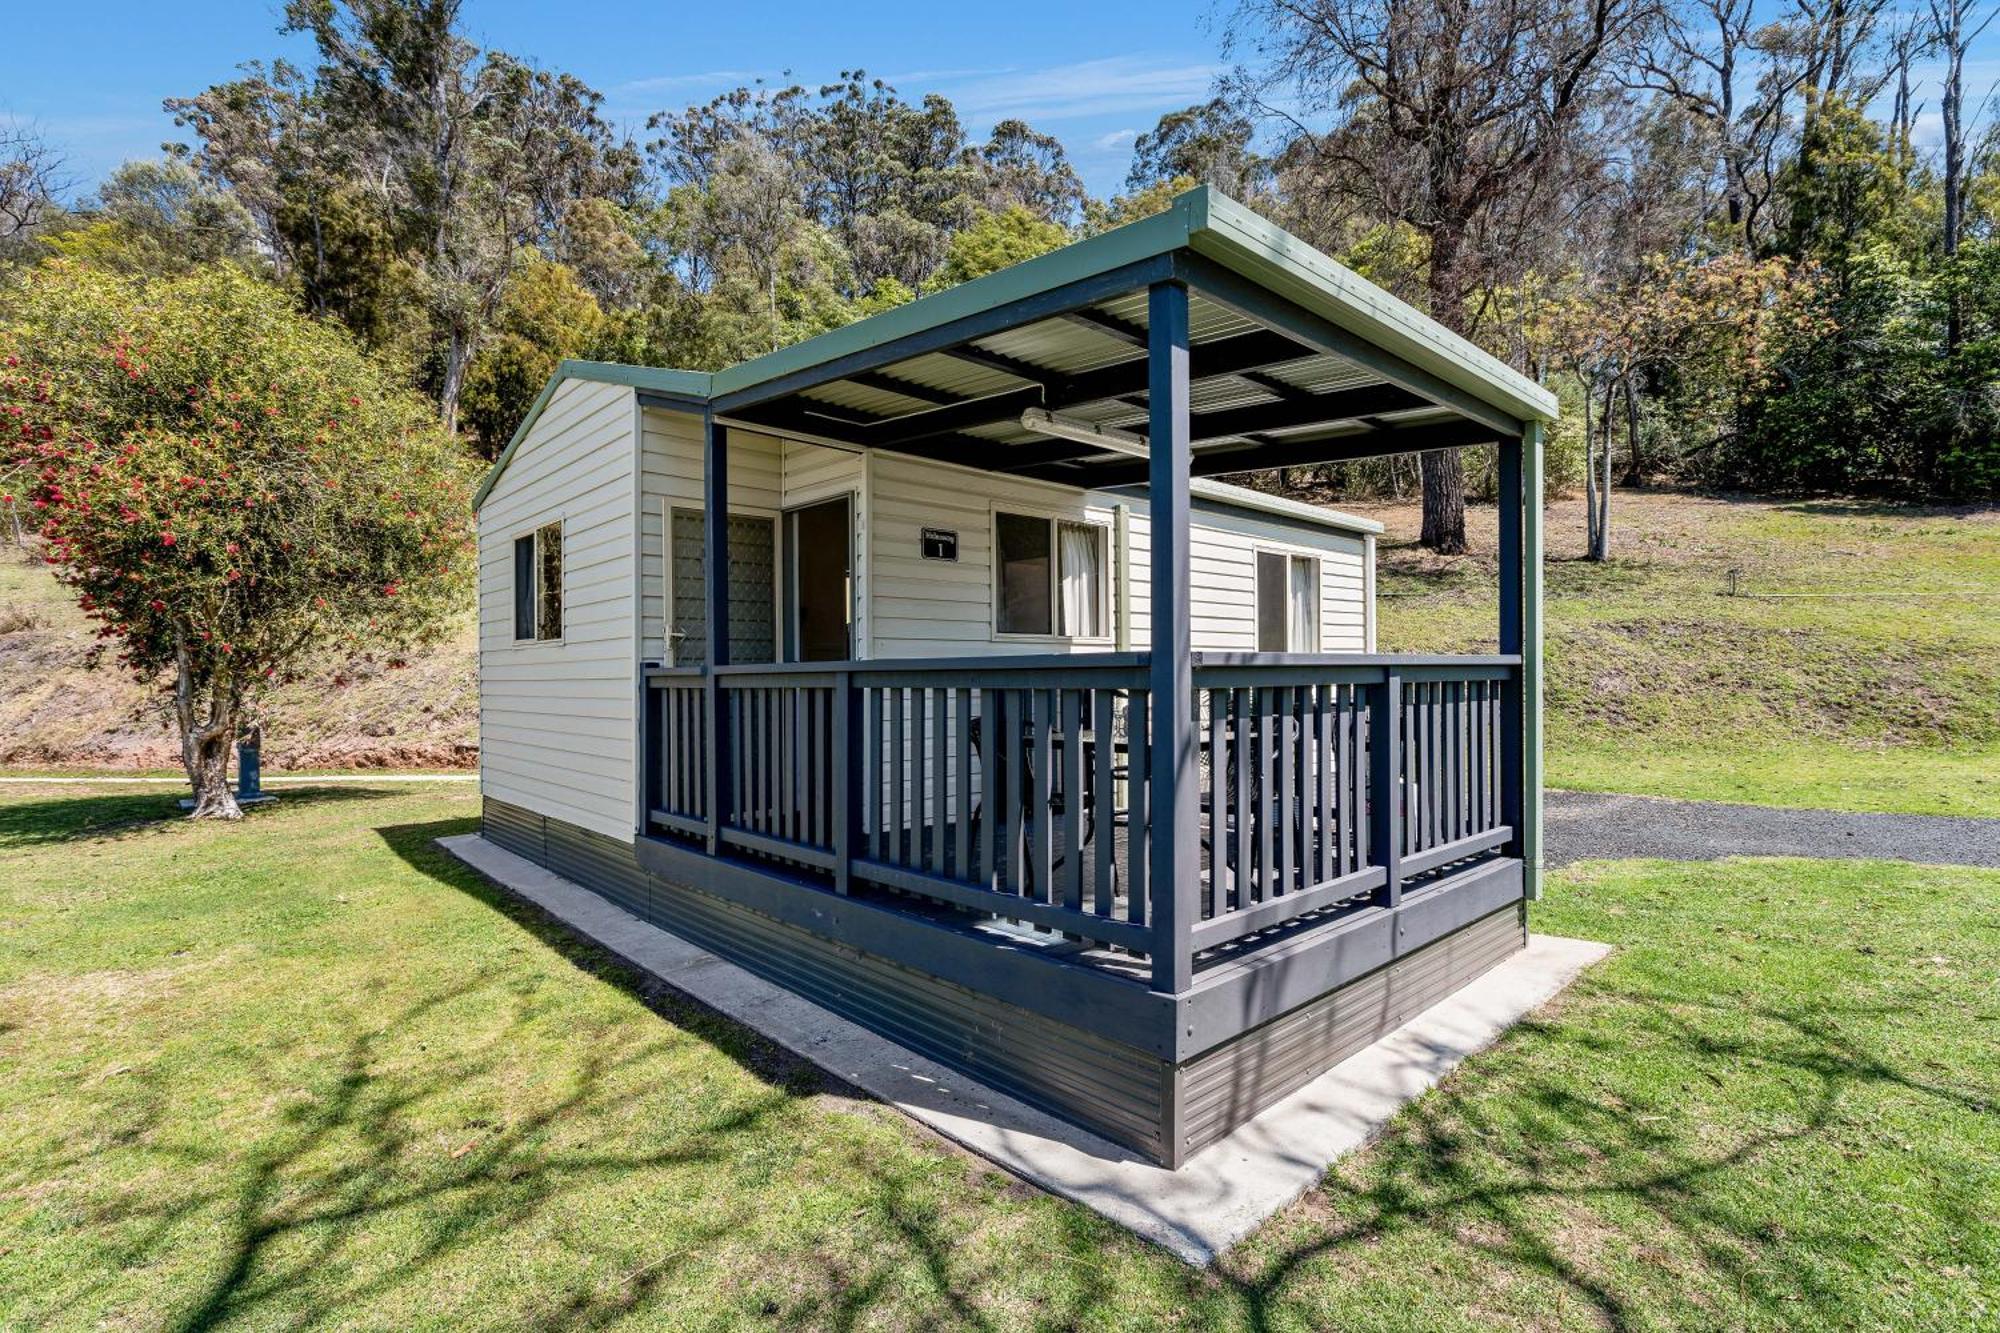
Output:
[
  {"left": 1, "top": 264, "right": 473, "bottom": 816},
  {"left": 2, "top": 0, "right": 1992, "bottom": 557}
]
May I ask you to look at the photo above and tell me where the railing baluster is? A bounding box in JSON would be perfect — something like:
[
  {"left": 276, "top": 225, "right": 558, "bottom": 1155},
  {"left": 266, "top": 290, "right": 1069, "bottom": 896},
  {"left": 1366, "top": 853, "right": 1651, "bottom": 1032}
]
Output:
[
  {"left": 1256, "top": 688, "right": 1275, "bottom": 904},
  {"left": 1315, "top": 685, "right": 1332, "bottom": 886},
  {"left": 954, "top": 688, "right": 972, "bottom": 881},
  {"left": 1343, "top": 684, "right": 1360, "bottom": 877},
  {"left": 1060, "top": 688, "right": 1084, "bottom": 922},
  {"left": 1276, "top": 686, "right": 1294, "bottom": 897},
  {"left": 1093, "top": 687, "right": 1115, "bottom": 918},
  {"left": 782, "top": 687, "right": 796, "bottom": 842},
  {"left": 1030, "top": 688, "right": 1053, "bottom": 908},
  {"left": 828, "top": 679, "right": 848, "bottom": 891},
  {"left": 1371, "top": 671, "right": 1403, "bottom": 908},
  {"left": 865, "top": 686, "right": 881, "bottom": 861},
  {"left": 1224, "top": 684, "right": 1240, "bottom": 904},
  {"left": 1008, "top": 684, "right": 1024, "bottom": 892},
  {"left": 976, "top": 689, "right": 994, "bottom": 888},
  {"left": 1127, "top": 692, "right": 1149, "bottom": 926}
]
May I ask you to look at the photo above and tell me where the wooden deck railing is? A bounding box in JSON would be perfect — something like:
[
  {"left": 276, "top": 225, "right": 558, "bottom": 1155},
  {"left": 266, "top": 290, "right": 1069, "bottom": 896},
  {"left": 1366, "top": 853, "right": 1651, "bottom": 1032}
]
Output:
[{"left": 643, "top": 652, "right": 1518, "bottom": 986}]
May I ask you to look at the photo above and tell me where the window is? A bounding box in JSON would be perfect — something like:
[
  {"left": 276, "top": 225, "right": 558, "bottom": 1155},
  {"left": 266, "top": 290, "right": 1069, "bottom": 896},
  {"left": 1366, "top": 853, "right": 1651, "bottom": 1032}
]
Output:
[
  {"left": 1256, "top": 549, "right": 1320, "bottom": 652},
  {"left": 995, "top": 511, "right": 1107, "bottom": 638},
  {"left": 513, "top": 521, "right": 563, "bottom": 642}
]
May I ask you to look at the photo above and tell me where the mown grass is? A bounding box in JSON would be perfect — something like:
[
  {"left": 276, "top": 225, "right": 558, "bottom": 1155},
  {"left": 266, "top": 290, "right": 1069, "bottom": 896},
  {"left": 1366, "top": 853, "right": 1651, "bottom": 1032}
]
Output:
[
  {"left": 1365, "top": 491, "right": 2000, "bottom": 815},
  {"left": 3, "top": 786, "right": 1995, "bottom": 1329}
]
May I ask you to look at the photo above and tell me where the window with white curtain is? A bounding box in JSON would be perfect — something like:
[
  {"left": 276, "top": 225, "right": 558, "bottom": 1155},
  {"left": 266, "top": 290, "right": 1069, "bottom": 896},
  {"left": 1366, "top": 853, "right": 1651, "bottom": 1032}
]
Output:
[
  {"left": 995, "top": 510, "right": 1107, "bottom": 637},
  {"left": 1289, "top": 553, "right": 1320, "bottom": 652},
  {"left": 1256, "top": 549, "right": 1320, "bottom": 652},
  {"left": 1057, "top": 521, "right": 1104, "bottom": 637}
]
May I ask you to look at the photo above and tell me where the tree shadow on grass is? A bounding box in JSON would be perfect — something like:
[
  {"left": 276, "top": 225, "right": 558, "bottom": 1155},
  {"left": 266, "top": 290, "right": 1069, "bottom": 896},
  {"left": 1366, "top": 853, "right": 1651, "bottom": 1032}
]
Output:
[
  {"left": 1773, "top": 496, "right": 1994, "bottom": 522},
  {"left": 0, "top": 785, "right": 385, "bottom": 851},
  {"left": 376, "top": 826, "right": 1998, "bottom": 1330},
  {"left": 51, "top": 818, "right": 838, "bottom": 1331},
  {"left": 1217, "top": 981, "right": 1999, "bottom": 1332},
  {"left": 114, "top": 817, "right": 1990, "bottom": 1330}
]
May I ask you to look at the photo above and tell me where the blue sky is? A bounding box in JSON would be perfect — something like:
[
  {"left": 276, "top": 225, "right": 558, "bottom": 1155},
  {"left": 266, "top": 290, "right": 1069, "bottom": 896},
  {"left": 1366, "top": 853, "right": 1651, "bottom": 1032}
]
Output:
[
  {"left": 7, "top": 1, "right": 1999, "bottom": 204},
  {"left": 4, "top": 0, "right": 1228, "bottom": 201}
]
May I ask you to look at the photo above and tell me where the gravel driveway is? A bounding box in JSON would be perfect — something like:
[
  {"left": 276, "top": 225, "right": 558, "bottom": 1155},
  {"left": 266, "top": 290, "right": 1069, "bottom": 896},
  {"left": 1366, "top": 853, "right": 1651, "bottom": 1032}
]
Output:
[{"left": 1545, "top": 790, "right": 2000, "bottom": 869}]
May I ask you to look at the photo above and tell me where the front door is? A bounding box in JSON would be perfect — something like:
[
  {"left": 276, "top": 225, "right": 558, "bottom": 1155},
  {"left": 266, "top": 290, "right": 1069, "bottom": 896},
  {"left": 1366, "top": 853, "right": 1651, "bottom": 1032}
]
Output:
[{"left": 785, "top": 496, "right": 853, "bottom": 662}]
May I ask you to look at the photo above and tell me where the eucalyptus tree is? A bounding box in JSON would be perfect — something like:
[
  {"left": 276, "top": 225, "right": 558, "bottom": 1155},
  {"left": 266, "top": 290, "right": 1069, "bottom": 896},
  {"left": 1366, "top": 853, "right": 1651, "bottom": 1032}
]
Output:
[
  {"left": 1230, "top": 0, "right": 1650, "bottom": 552},
  {"left": 0, "top": 125, "right": 64, "bottom": 255},
  {"left": 1125, "top": 97, "right": 1273, "bottom": 200},
  {"left": 172, "top": 0, "right": 639, "bottom": 431}
]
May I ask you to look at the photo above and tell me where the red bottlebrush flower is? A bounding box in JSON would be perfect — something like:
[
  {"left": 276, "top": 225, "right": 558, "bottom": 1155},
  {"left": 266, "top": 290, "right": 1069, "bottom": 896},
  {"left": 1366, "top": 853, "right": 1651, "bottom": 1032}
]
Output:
[
  {"left": 226, "top": 569, "right": 241, "bottom": 582},
  {"left": 225, "top": 541, "right": 239, "bottom": 555},
  {"left": 347, "top": 396, "right": 360, "bottom": 407},
  {"left": 382, "top": 581, "right": 399, "bottom": 597},
  {"left": 219, "top": 643, "right": 232, "bottom": 653},
  {"left": 160, "top": 532, "right": 176, "bottom": 546},
  {"left": 149, "top": 599, "right": 164, "bottom": 611}
]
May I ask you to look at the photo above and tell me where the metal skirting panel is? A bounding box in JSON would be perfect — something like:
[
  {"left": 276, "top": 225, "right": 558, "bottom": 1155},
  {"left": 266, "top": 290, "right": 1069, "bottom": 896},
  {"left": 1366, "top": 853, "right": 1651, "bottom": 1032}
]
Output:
[
  {"left": 482, "top": 797, "right": 545, "bottom": 863},
  {"left": 1176, "top": 902, "right": 1527, "bottom": 1158},
  {"left": 479, "top": 798, "right": 1169, "bottom": 1159},
  {"left": 545, "top": 818, "right": 651, "bottom": 923}
]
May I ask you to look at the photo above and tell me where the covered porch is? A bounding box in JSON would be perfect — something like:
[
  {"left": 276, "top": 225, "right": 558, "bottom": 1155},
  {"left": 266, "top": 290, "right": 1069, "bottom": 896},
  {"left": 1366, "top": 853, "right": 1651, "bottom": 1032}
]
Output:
[{"left": 632, "top": 188, "right": 1552, "bottom": 1165}]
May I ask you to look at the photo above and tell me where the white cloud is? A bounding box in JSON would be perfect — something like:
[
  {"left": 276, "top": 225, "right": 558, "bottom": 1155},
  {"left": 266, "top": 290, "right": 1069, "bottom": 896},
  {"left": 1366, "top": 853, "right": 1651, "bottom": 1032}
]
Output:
[
  {"left": 937, "top": 53, "right": 1220, "bottom": 127},
  {"left": 1093, "top": 127, "right": 1140, "bottom": 151},
  {"left": 612, "top": 70, "right": 767, "bottom": 96}
]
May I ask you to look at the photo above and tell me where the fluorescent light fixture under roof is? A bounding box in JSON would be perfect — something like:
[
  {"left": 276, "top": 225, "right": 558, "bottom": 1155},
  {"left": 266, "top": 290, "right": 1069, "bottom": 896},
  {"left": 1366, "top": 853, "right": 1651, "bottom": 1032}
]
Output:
[{"left": 1018, "top": 407, "right": 1149, "bottom": 458}]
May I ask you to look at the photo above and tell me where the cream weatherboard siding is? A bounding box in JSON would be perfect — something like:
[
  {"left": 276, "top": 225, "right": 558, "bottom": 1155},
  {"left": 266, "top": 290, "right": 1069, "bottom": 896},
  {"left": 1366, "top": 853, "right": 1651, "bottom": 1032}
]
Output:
[
  {"left": 864, "top": 451, "right": 1371, "bottom": 657},
  {"left": 477, "top": 377, "right": 639, "bottom": 842}
]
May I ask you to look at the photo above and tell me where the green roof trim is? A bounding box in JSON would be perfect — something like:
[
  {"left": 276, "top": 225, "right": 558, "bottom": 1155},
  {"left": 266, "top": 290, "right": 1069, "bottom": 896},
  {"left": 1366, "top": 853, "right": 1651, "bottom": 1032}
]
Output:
[
  {"left": 1186, "top": 192, "right": 1558, "bottom": 423},
  {"left": 470, "top": 360, "right": 711, "bottom": 510},
  {"left": 708, "top": 196, "right": 1204, "bottom": 400},
  {"left": 470, "top": 188, "right": 1558, "bottom": 512}
]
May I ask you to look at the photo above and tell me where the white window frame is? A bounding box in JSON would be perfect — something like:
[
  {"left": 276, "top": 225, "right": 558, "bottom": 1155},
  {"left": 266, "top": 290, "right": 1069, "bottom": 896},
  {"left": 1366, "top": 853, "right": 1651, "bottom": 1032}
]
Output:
[
  {"left": 989, "top": 504, "right": 1114, "bottom": 644},
  {"left": 509, "top": 518, "right": 565, "bottom": 646},
  {"left": 1254, "top": 542, "right": 1323, "bottom": 654}
]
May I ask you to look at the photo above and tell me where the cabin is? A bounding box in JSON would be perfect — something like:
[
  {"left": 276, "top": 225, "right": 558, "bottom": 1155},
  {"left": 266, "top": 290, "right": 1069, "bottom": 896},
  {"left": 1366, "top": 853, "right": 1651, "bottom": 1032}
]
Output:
[{"left": 470, "top": 187, "right": 1554, "bottom": 1168}]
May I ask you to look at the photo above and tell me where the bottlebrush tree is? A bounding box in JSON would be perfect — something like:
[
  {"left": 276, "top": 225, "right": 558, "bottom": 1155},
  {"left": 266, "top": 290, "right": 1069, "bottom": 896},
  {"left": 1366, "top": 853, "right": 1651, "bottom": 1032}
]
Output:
[{"left": 2, "top": 262, "right": 473, "bottom": 818}]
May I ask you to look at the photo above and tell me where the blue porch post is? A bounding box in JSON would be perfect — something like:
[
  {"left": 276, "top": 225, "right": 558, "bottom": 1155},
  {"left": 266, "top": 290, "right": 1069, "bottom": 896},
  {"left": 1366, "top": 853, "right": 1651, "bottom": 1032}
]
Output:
[
  {"left": 1497, "top": 424, "right": 1544, "bottom": 899},
  {"left": 1147, "top": 280, "right": 1196, "bottom": 994},
  {"left": 703, "top": 412, "right": 729, "bottom": 853}
]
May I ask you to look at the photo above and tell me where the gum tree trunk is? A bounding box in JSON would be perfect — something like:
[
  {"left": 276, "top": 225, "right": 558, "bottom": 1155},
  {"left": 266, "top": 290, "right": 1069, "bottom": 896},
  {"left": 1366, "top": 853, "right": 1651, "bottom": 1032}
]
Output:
[
  {"left": 1419, "top": 227, "right": 1469, "bottom": 554},
  {"left": 175, "top": 645, "right": 242, "bottom": 821},
  {"left": 1419, "top": 449, "right": 1467, "bottom": 555}
]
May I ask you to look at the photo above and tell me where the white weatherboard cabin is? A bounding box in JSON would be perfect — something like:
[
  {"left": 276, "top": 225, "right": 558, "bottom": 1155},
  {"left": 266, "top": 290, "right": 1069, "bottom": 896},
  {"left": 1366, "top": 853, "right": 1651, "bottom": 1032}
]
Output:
[{"left": 470, "top": 188, "right": 1554, "bottom": 1167}]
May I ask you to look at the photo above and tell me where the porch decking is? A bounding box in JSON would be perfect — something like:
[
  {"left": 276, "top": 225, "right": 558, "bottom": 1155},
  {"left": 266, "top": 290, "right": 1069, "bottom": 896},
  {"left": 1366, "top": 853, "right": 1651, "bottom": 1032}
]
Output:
[{"left": 644, "top": 652, "right": 1519, "bottom": 986}]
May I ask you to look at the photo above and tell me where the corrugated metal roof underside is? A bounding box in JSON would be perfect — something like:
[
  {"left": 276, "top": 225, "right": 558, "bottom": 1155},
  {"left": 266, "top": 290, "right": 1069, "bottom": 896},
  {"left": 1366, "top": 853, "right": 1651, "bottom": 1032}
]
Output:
[{"left": 770, "top": 288, "right": 1471, "bottom": 478}]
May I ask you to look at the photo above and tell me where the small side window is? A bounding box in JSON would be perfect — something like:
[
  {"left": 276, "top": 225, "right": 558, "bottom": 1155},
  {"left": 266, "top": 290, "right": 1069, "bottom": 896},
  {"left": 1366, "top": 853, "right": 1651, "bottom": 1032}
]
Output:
[
  {"left": 1255, "top": 550, "right": 1320, "bottom": 652},
  {"left": 1256, "top": 550, "right": 1288, "bottom": 652},
  {"left": 514, "top": 522, "right": 563, "bottom": 642},
  {"left": 513, "top": 535, "right": 536, "bottom": 640}
]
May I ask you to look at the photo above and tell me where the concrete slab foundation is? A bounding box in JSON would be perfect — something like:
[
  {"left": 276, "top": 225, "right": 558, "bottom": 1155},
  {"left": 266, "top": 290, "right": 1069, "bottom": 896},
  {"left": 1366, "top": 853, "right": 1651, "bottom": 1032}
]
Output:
[{"left": 439, "top": 832, "right": 1610, "bottom": 1265}]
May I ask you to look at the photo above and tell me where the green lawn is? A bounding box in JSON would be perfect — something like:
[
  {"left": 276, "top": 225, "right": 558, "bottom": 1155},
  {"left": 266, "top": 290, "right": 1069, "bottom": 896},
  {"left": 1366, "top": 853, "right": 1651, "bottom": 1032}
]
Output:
[
  {"left": 2, "top": 785, "right": 1996, "bottom": 1329},
  {"left": 1365, "top": 491, "right": 2000, "bottom": 817}
]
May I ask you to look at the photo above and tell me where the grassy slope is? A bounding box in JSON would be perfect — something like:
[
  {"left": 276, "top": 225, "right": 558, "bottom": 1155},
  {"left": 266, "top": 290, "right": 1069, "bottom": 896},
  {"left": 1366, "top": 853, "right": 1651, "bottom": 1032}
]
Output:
[
  {"left": 1358, "top": 491, "right": 2000, "bottom": 815},
  {"left": 3, "top": 785, "right": 1995, "bottom": 1329},
  {"left": 3, "top": 490, "right": 1994, "bottom": 812},
  {"left": 0, "top": 552, "right": 476, "bottom": 770}
]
